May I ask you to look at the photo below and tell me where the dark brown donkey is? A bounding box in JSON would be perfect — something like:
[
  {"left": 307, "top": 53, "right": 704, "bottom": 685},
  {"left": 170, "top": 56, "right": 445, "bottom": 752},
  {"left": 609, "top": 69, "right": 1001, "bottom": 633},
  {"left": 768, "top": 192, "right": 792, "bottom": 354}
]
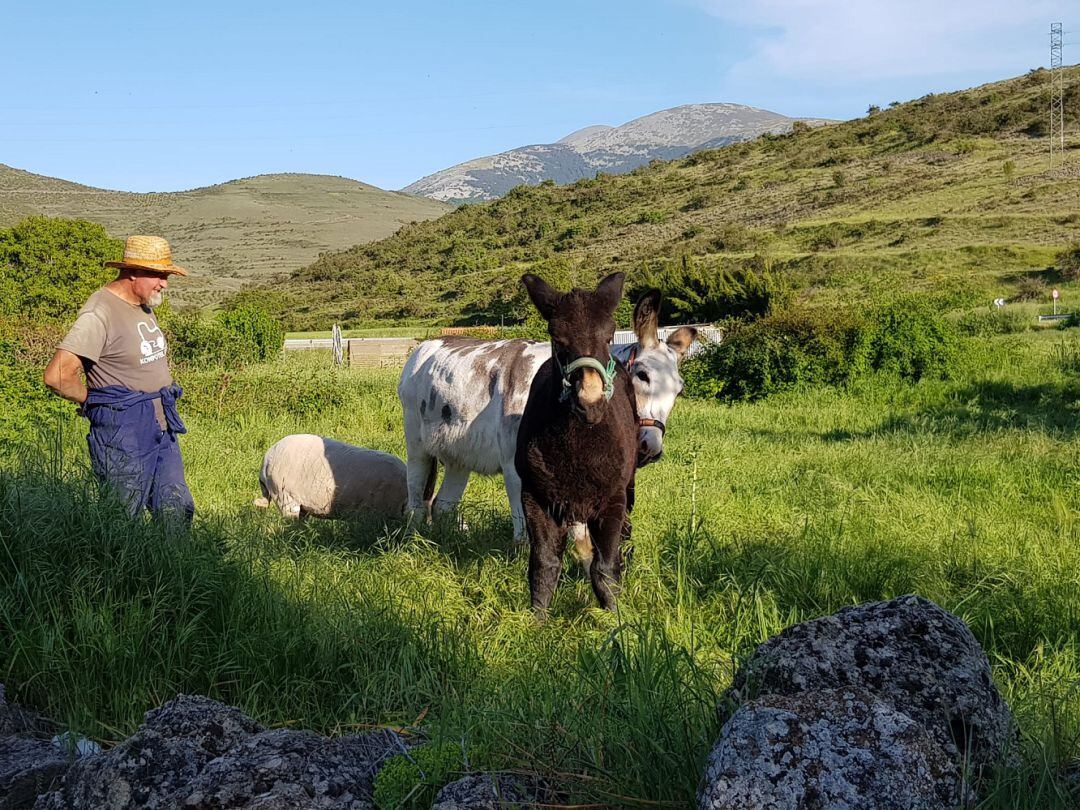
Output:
[{"left": 515, "top": 272, "right": 638, "bottom": 616}]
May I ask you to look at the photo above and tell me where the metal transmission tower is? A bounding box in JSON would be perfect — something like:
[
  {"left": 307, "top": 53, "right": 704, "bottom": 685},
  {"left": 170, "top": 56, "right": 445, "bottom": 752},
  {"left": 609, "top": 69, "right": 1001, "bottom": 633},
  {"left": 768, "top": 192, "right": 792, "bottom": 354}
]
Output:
[{"left": 1050, "top": 22, "right": 1065, "bottom": 168}]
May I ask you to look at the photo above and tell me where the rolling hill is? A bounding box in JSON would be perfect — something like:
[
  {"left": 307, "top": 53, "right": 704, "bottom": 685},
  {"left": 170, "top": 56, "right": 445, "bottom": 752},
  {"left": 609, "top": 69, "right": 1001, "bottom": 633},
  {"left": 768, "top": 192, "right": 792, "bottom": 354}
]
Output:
[
  {"left": 0, "top": 169, "right": 451, "bottom": 308},
  {"left": 262, "top": 66, "right": 1080, "bottom": 331},
  {"left": 402, "top": 103, "right": 831, "bottom": 202}
]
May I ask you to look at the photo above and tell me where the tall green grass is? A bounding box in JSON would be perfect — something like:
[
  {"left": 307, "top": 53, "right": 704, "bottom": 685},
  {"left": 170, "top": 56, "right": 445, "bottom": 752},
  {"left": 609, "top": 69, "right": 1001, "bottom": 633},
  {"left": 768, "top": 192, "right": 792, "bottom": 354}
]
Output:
[{"left": 2, "top": 341, "right": 1079, "bottom": 806}]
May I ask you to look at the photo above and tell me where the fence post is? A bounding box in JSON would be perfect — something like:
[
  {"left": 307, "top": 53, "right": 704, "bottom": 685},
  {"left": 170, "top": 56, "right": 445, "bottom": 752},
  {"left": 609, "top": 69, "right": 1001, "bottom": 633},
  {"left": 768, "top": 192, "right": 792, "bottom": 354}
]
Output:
[{"left": 332, "top": 324, "right": 343, "bottom": 366}]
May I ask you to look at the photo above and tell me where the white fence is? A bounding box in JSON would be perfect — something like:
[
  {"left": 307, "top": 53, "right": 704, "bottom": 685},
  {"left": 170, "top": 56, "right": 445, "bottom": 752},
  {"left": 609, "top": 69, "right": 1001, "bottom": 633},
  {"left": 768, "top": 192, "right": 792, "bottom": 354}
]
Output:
[
  {"left": 613, "top": 324, "right": 722, "bottom": 358},
  {"left": 284, "top": 324, "right": 722, "bottom": 362}
]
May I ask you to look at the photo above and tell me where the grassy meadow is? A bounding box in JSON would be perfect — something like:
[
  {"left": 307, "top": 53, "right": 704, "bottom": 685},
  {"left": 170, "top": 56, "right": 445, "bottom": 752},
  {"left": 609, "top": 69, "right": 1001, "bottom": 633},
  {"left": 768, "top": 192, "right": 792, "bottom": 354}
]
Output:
[{"left": 3, "top": 328, "right": 1080, "bottom": 807}]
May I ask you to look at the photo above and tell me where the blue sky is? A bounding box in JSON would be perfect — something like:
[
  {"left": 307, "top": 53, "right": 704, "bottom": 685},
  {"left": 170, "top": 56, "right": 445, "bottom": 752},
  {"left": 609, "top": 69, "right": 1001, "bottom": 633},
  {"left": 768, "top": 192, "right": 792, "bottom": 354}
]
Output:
[{"left": 2, "top": 0, "right": 1073, "bottom": 192}]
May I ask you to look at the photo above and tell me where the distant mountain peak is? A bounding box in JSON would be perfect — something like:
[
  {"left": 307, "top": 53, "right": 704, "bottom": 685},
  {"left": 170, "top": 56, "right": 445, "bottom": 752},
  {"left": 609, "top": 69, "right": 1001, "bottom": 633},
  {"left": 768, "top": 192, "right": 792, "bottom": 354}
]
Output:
[{"left": 403, "top": 103, "right": 830, "bottom": 202}]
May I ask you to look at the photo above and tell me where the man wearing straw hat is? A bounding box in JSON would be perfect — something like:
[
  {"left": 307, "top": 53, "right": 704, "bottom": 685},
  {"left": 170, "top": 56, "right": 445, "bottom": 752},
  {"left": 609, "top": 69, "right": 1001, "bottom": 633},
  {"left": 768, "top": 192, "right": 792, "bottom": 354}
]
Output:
[{"left": 44, "top": 235, "right": 195, "bottom": 524}]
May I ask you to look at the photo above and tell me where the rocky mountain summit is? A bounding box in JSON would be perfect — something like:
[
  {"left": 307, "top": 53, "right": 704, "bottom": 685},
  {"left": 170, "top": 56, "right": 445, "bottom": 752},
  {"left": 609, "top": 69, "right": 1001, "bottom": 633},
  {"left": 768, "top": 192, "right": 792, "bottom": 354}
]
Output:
[{"left": 403, "top": 103, "right": 830, "bottom": 202}]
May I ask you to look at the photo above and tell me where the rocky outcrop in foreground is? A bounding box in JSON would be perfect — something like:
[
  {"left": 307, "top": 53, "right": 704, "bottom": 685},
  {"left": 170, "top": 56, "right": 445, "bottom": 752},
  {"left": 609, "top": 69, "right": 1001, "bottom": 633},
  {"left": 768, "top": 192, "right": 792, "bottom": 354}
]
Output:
[
  {"left": 1, "top": 595, "right": 1024, "bottom": 810},
  {"left": 32, "top": 695, "right": 404, "bottom": 809},
  {"left": 700, "top": 594, "right": 1016, "bottom": 809},
  {"left": 9, "top": 693, "right": 549, "bottom": 810}
]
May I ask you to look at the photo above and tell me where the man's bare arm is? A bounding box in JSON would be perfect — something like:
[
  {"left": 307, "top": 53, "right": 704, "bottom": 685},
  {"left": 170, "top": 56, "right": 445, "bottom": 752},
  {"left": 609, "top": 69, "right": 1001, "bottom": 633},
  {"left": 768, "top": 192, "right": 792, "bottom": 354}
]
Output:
[{"left": 44, "top": 349, "right": 88, "bottom": 405}]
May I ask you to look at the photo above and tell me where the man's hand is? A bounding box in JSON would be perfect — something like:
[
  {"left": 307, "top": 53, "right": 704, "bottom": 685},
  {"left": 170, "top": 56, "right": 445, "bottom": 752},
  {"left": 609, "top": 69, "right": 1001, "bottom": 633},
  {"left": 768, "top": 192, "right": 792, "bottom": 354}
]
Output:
[{"left": 44, "top": 349, "right": 88, "bottom": 407}]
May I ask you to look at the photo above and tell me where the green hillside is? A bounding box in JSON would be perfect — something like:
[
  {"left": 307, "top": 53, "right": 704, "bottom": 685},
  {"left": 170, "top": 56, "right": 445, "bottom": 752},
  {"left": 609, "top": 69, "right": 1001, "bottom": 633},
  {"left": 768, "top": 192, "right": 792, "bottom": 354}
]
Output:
[
  {"left": 0, "top": 168, "right": 451, "bottom": 308},
  {"left": 262, "top": 67, "right": 1080, "bottom": 331}
]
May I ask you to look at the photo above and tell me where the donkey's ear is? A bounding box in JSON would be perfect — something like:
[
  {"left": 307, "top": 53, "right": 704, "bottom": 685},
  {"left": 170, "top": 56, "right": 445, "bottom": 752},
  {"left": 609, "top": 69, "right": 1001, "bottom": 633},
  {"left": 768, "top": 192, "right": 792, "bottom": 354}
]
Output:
[
  {"left": 521, "top": 274, "right": 562, "bottom": 321},
  {"left": 594, "top": 272, "right": 625, "bottom": 315},
  {"left": 666, "top": 326, "right": 698, "bottom": 360},
  {"left": 633, "top": 289, "right": 662, "bottom": 349}
]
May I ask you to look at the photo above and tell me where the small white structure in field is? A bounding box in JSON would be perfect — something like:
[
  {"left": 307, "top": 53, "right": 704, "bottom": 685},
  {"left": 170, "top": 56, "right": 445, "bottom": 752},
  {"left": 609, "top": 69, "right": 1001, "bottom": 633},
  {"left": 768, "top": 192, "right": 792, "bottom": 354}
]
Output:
[{"left": 254, "top": 434, "right": 408, "bottom": 519}]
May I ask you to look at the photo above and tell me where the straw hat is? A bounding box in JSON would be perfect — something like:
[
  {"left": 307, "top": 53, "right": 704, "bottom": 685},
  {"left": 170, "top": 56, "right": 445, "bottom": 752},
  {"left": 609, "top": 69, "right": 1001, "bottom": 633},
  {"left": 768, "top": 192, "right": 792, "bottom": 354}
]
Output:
[{"left": 105, "top": 235, "right": 188, "bottom": 276}]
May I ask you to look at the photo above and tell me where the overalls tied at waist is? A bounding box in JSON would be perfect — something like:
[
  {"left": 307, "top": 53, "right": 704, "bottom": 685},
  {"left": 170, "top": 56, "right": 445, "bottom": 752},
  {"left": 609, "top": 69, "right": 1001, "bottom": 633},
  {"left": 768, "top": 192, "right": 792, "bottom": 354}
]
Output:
[{"left": 83, "top": 384, "right": 187, "bottom": 434}]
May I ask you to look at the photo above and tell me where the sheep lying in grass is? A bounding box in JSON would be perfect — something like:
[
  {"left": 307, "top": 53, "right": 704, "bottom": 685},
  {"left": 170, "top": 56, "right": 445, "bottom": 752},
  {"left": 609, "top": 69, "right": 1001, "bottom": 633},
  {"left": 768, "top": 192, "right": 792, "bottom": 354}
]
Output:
[{"left": 253, "top": 434, "right": 408, "bottom": 519}]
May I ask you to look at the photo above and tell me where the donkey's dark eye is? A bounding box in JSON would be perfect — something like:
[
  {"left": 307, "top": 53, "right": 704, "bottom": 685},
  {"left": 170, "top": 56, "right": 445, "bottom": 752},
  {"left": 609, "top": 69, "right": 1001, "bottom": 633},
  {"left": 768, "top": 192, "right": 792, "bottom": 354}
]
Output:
[{"left": 636, "top": 371, "right": 650, "bottom": 384}]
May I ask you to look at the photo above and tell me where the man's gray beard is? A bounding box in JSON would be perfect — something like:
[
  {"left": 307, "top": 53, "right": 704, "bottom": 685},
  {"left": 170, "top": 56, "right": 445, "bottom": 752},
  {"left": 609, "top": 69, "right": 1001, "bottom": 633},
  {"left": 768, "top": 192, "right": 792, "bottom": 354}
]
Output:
[{"left": 147, "top": 291, "right": 164, "bottom": 307}]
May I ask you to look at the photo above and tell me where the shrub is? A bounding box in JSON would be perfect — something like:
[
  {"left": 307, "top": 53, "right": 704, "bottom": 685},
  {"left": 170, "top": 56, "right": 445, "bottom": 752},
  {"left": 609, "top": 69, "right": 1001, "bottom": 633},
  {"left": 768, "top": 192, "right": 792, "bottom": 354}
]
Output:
[
  {"left": 1059, "top": 311, "right": 1080, "bottom": 330},
  {"left": 681, "top": 194, "right": 710, "bottom": 212},
  {"left": 178, "top": 363, "right": 357, "bottom": 419},
  {"left": 1014, "top": 276, "right": 1048, "bottom": 301},
  {"left": 685, "top": 307, "right": 868, "bottom": 400},
  {"left": 864, "top": 297, "right": 957, "bottom": 381},
  {"left": 634, "top": 255, "right": 791, "bottom": 324},
  {"left": 162, "top": 305, "right": 284, "bottom": 367},
  {"left": 0, "top": 317, "right": 65, "bottom": 445},
  {"left": 1056, "top": 244, "right": 1080, "bottom": 282},
  {"left": 217, "top": 304, "right": 285, "bottom": 362},
  {"left": 161, "top": 312, "right": 233, "bottom": 367},
  {"left": 680, "top": 341, "right": 726, "bottom": 400},
  {"left": 684, "top": 299, "right": 956, "bottom": 400}
]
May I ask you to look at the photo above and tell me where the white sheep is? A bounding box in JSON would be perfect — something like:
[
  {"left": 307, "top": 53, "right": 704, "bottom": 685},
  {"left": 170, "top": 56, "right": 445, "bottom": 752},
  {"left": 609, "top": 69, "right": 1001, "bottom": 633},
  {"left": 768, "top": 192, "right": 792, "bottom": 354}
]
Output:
[{"left": 253, "top": 434, "right": 408, "bottom": 519}]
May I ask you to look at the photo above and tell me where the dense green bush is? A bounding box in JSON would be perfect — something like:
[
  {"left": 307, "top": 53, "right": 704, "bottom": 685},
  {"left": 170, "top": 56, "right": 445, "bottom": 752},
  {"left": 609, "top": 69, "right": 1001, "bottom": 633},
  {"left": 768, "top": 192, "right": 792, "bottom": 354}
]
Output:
[
  {"left": 162, "top": 312, "right": 233, "bottom": 367},
  {"left": 679, "top": 344, "right": 726, "bottom": 399},
  {"left": 683, "top": 307, "right": 869, "bottom": 400},
  {"left": 217, "top": 304, "right": 285, "bottom": 362},
  {"left": 0, "top": 217, "right": 121, "bottom": 321},
  {"left": 0, "top": 217, "right": 120, "bottom": 443},
  {"left": 684, "top": 299, "right": 956, "bottom": 400},
  {"left": 0, "top": 317, "right": 65, "bottom": 445},
  {"left": 162, "top": 305, "right": 284, "bottom": 367},
  {"left": 866, "top": 297, "right": 957, "bottom": 380}
]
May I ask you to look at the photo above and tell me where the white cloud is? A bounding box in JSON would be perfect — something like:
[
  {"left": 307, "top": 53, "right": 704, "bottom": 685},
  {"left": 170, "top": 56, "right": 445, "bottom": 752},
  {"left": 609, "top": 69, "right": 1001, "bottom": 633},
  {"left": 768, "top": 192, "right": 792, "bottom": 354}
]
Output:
[{"left": 695, "top": 0, "right": 1066, "bottom": 82}]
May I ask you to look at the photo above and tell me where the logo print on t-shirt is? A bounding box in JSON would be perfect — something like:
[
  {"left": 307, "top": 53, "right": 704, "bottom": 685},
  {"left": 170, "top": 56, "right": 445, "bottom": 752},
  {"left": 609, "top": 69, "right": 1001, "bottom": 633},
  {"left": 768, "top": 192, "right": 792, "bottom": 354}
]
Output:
[{"left": 137, "top": 321, "right": 167, "bottom": 365}]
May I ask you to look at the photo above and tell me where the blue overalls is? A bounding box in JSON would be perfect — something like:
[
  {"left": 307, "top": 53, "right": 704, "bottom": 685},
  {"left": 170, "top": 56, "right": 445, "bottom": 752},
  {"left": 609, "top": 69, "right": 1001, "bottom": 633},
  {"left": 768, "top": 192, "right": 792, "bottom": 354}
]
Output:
[{"left": 84, "top": 384, "right": 195, "bottom": 523}]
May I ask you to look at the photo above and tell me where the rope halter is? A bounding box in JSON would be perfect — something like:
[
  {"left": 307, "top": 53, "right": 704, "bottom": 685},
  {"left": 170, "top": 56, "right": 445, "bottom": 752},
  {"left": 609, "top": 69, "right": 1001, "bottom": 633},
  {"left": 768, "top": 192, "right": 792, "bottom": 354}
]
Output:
[{"left": 556, "top": 351, "right": 618, "bottom": 403}]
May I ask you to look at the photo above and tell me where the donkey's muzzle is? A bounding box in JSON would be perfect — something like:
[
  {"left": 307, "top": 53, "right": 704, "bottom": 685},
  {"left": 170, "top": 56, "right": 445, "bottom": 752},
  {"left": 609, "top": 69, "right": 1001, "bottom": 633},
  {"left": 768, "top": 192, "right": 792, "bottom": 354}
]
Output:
[{"left": 570, "top": 396, "right": 606, "bottom": 426}]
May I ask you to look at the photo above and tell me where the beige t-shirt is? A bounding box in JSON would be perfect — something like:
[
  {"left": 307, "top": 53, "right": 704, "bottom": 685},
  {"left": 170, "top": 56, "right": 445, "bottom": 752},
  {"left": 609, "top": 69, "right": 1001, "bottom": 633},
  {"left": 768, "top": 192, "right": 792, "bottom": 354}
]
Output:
[{"left": 58, "top": 288, "right": 173, "bottom": 428}]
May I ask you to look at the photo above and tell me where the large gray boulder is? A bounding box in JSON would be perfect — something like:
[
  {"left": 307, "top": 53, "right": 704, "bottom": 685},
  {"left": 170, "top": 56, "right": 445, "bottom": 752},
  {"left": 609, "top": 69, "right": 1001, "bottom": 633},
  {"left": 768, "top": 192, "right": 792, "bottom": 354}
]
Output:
[
  {"left": 699, "top": 688, "right": 965, "bottom": 809},
  {"left": 175, "top": 728, "right": 403, "bottom": 809},
  {"left": 34, "top": 695, "right": 264, "bottom": 809},
  {"left": 33, "top": 694, "right": 405, "bottom": 810},
  {"left": 723, "top": 595, "right": 1014, "bottom": 774}
]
